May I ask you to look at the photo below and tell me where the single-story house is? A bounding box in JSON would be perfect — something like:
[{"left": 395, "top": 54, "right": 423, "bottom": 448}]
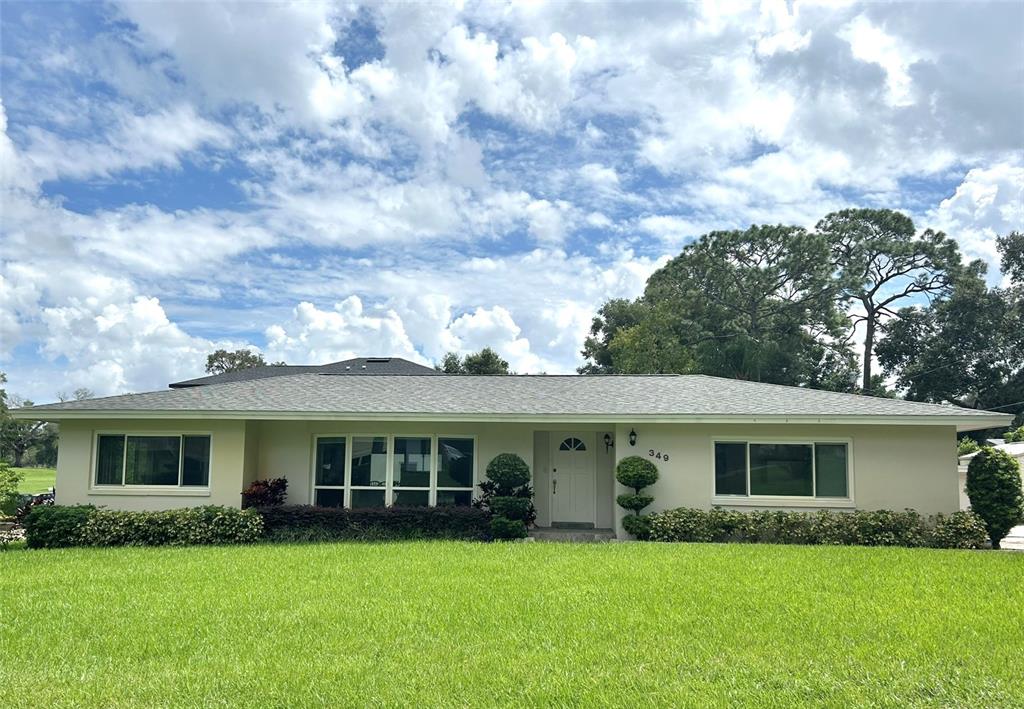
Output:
[{"left": 14, "top": 359, "right": 1012, "bottom": 538}]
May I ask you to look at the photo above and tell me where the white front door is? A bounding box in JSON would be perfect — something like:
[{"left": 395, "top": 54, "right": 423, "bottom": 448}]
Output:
[{"left": 550, "top": 432, "right": 596, "bottom": 525}]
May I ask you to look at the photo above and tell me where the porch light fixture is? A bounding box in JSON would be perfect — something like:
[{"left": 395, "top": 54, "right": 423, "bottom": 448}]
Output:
[
  {"left": 603, "top": 433, "right": 613, "bottom": 452},
  {"left": 628, "top": 428, "right": 637, "bottom": 446}
]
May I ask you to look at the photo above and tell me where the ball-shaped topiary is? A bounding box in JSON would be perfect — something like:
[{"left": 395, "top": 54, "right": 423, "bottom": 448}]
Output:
[
  {"left": 615, "top": 493, "right": 655, "bottom": 513},
  {"left": 485, "top": 453, "right": 532, "bottom": 491},
  {"left": 490, "top": 515, "right": 528, "bottom": 540},
  {"left": 490, "top": 496, "right": 534, "bottom": 522},
  {"left": 966, "top": 448, "right": 1024, "bottom": 549},
  {"left": 622, "top": 514, "right": 652, "bottom": 540},
  {"left": 615, "top": 456, "right": 659, "bottom": 493}
]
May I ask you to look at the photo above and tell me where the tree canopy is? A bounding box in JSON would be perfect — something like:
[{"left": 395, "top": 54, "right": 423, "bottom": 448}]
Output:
[
  {"left": 438, "top": 347, "right": 511, "bottom": 374},
  {"left": 205, "top": 349, "right": 284, "bottom": 375}
]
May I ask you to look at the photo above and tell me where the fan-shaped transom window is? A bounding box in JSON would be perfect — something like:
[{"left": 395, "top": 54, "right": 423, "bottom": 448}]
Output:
[{"left": 559, "top": 437, "right": 586, "bottom": 451}]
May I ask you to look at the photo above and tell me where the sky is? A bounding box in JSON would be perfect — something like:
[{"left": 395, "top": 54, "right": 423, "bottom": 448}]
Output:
[{"left": 1, "top": 0, "right": 1022, "bottom": 403}]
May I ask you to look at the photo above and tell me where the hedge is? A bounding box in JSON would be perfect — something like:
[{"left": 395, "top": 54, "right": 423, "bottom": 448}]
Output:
[
  {"left": 645, "top": 508, "right": 989, "bottom": 549},
  {"left": 24, "top": 505, "right": 263, "bottom": 549},
  {"left": 258, "top": 505, "right": 492, "bottom": 542}
]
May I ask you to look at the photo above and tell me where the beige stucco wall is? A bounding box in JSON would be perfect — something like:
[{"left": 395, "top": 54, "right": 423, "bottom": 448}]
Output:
[
  {"left": 53, "top": 418, "right": 958, "bottom": 537},
  {"left": 612, "top": 422, "right": 959, "bottom": 535},
  {"left": 54, "top": 419, "right": 247, "bottom": 510}
]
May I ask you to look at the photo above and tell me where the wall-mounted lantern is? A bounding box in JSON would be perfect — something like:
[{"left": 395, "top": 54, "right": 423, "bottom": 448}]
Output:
[
  {"left": 603, "top": 433, "right": 614, "bottom": 452},
  {"left": 628, "top": 428, "right": 637, "bottom": 446}
]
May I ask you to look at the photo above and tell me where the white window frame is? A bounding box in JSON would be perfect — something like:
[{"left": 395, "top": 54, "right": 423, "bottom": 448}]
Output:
[
  {"left": 710, "top": 436, "right": 854, "bottom": 508},
  {"left": 311, "top": 433, "right": 478, "bottom": 508},
  {"left": 90, "top": 430, "right": 213, "bottom": 496}
]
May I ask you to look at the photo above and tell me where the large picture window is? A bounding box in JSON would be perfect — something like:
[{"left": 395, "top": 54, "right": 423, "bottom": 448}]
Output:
[
  {"left": 95, "top": 434, "right": 211, "bottom": 488},
  {"left": 313, "top": 434, "right": 476, "bottom": 509},
  {"left": 714, "top": 441, "right": 849, "bottom": 499}
]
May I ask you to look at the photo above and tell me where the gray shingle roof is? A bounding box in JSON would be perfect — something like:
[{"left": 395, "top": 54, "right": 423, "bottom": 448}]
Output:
[
  {"left": 17, "top": 373, "right": 1012, "bottom": 429},
  {"left": 168, "top": 357, "right": 438, "bottom": 388}
]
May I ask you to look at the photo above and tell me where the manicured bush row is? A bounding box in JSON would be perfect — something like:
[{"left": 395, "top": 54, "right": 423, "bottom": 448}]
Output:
[
  {"left": 645, "top": 508, "right": 989, "bottom": 549},
  {"left": 23, "top": 505, "right": 264, "bottom": 548},
  {"left": 258, "top": 505, "right": 492, "bottom": 542}
]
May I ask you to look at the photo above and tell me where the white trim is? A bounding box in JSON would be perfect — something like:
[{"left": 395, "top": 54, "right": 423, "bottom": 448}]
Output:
[
  {"left": 18, "top": 409, "right": 1012, "bottom": 432},
  {"left": 310, "top": 432, "right": 477, "bottom": 508},
  {"left": 711, "top": 436, "right": 855, "bottom": 506},
  {"left": 89, "top": 430, "right": 213, "bottom": 492}
]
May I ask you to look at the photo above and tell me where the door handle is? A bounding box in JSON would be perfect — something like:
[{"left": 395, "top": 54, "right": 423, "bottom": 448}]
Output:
[{"left": 552, "top": 479, "right": 557, "bottom": 494}]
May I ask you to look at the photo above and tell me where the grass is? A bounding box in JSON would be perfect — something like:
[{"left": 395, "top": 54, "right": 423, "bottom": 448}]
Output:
[
  {"left": 1, "top": 542, "right": 1022, "bottom": 708},
  {"left": 12, "top": 467, "right": 55, "bottom": 494}
]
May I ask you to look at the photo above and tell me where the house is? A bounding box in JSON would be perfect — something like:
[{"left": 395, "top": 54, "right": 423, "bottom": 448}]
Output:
[{"left": 13, "top": 368, "right": 1012, "bottom": 538}]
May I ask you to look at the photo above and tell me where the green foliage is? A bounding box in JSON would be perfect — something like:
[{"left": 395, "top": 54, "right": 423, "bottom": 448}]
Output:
[
  {"left": 484, "top": 453, "right": 532, "bottom": 490},
  {"left": 621, "top": 513, "right": 652, "bottom": 540},
  {"left": 490, "top": 496, "right": 533, "bottom": 521},
  {"left": 615, "top": 493, "right": 654, "bottom": 513},
  {"left": 997, "top": 231, "right": 1024, "bottom": 285},
  {"left": 646, "top": 508, "right": 988, "bottom": 549},
  {"left": 23, "top": 505, "right": 95, "bottom": 548},
  {"left": 241, "top": 477, "right": 288, "bottom": 508},
  {"left": 438, "top": 347, "right": 511, "bottom": 374},
  {"left": 258, "top": 505, "right": 492, "bottom": 542},
  {"left": 23, "top": 505, "right": 263, "bottom": 548},
  {"left": 0, "top": 461, "right": 24, "bottom": 516},
  {"left": 965, "top": 449, "right": 1024, "bottom": 549},
  {"left": 957, "top": 437, "right": 981, "bottom": 456},
  {"left": 578, "top": 298, "right": 649, "bottom": 374},
  {"left": 490, "top": 515, "right": 527, "bottom": 540},
  {"left": 615, "top": 456, "right": 658, "bottom": 492},
  {"left": 205, "top": 348, "right": 284, "bottom": 375},
  {"left": 1003, "top": 427, "right": 1024, "bottom": 443}
]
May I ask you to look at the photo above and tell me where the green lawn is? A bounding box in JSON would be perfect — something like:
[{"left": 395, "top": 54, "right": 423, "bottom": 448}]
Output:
[
  {"left": 13, "top": 467, "right": 56, "bottom": 494},
  {"left": 1, "top": 543, "right": 1021, "bottom": 708}
]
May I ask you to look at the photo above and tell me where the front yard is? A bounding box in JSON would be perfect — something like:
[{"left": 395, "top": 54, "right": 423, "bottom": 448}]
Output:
[
  {"left": 12, "top": 467, "right": 55, "bottom": 494},
  {"left": 1, "top": 542, "right": 1021, "bottom": 707}
]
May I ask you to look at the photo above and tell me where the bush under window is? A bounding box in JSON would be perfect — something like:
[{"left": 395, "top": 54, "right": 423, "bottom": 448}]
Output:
[
  {"left": 241, "top": 477, "right": 288, "bottom": 508},
  {"left": 258, "top": 505, "right": 491, "bottom": 542}
]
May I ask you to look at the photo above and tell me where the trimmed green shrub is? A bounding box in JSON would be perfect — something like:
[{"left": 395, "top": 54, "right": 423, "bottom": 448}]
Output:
[
  {"left": 646, "top": 507, "right": 987, "bottom": 549},
  {"left": 479, "top": 453, "right": 535, "bottom": 539},
  {"left": 956, "top": 437, "right": 981, "bottom": 456},
  {"left": 621, "top": 513, "right": 652, "bottom": 540},
  {"left": 241, "top": 477, "right": 288, "bottom": 508},
  {"left": 23, "top": 505, "right": 95, "bottom": 548},
  {"left": 615, "top": 456, "right": 659, "bottom": 493},
  {"left": 485, "top": 453, "right": 532, "bottom": 489},
  {"left": 490, "top": 515, "right": 527, "bottom": 540},
  {"left": 81, "top": 507, "right": 264, "bottom": 547},
  {"left": 490, "top": 496, "right": 533, "bottom": 522},
  {"left": 0, "top": 462, "right": 24, "bottom": 516},
  {"left": 258, "top": 505, "right": 491, "bottom": 542},
  {"left": 966, "top": 448, "right": 1024, "bottom": 549},
  {"left": 1003, "top": 426, "right": 1024, "bottom": 443},
  {"left": 616, "top": 493, "right": 655, "bottom": 513},
  {"left": 926, "top": 511, "right": 989, "bottom": 549}
]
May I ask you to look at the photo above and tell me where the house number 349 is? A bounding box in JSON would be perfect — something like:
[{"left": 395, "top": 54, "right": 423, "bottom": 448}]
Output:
[{"left": 648, "top": 449, "right": 669, "bottom": 461}]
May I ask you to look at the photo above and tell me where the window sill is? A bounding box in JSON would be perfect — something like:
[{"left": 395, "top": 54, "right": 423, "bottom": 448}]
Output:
[
  {"left": 712, "top": 496, "right": 855, "bottom": 509},
  {"left": 88, "top": 487, "right": 211, "bottom": 497}
]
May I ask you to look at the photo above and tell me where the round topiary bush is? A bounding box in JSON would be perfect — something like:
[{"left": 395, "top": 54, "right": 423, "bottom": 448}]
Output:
[
  {"left": 622, "top": 514, "right": 652, "bottom": 540},
  {"left": 615, "top": 456, "right": 659, "bottom": 492},
  {"left": 485, "top": 453, "right": 532, "bottom": 490},
  {"left": 966, "top": 448, "right": 1024, "bottom": 549},
  {"left": 490, "top": 496, "right": 533, "bottom": 521},
  {"left": 615, "top": 493, "right": 654, "bottom": 513},
  {"left": 490, "top": 515, "right": 527, "bottom": 540}
]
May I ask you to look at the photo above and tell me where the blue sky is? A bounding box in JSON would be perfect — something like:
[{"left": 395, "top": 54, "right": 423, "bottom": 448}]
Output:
[{"left": 1, "top": 1, "right": 1022, "bottom": 402}]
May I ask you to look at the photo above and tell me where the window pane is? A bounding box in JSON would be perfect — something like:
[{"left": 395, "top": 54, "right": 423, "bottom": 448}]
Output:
[
  {"left": 315, "top": 488, "right": 344, "bottom": 508},
  {"left": 125, "top": 436, "right": 181, "bottom": 486},
  {"left": 815, "top": 444, "right": 849, "bottom": 497},
  {"left": 437, "top": 438, "right": 474, "bottom": 488},
  {"left": 394, "top": 437, "right": 431, "bottom": 487},
  {"left": 392, "top": 490, "right": 429, "bottom": 507},
  {"left": 182, "top": 436, "right": 211, "bottom": 486},
  {"left": 96, "top": 435, "right": 125, "bottom": 485},
  {"left": 436, "top": 490, "right": 472, "bottom": 507},
  {"left": 749, "top": 443, "right": 813, "bottom": 496},
  {"left": 316, "top": 437, "right": 346, "bottom": 486},
  {"left": 351, "top": 437, "right": 387, "bottom": 487},
  {"left": 714, "top": 442, "right": 747, "bottom": 495},
  {"left": 350, "top": 489, "right": 386, "bottom": 508}
]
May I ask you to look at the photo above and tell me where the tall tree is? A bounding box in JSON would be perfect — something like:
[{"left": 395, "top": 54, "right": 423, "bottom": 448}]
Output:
[
  {"left": 205, "top": 349, "right": 283, "bottom": 375},
  {"left": 438, "top": 347, "right": 511, "bottom": 374},
  {"left": 0, "top": 394, "right": 46, "bottom": 467},
  {"left": 582, "top": 225, "right": 851, "bottom": 386},
  {"left": 818, "top": 209, "right": 963, "bottom": 391}
]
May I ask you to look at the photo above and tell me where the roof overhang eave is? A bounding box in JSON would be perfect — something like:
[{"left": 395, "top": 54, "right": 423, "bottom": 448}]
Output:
[{"left": 10, "top": 408, "right": 1014, "bottom": 431}]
